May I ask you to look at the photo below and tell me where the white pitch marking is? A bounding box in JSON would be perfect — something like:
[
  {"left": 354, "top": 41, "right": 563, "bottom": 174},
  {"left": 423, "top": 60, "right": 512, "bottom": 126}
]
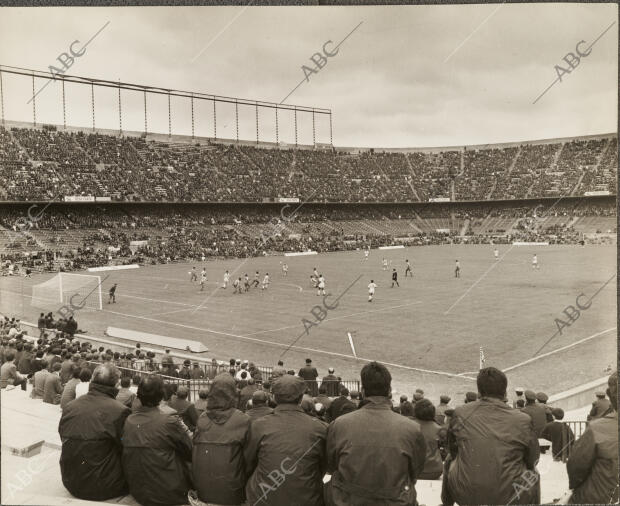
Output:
[
  {"left": 101, "top": 307, "right": 470, "bottom": 380},
  {"left": 501, "top": 327, "right": 617, "bottom": 373}
]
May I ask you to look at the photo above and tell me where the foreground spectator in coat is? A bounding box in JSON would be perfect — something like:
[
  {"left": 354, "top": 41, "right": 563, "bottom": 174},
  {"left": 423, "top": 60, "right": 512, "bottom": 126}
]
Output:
[
  {"left": 414, "top": 399, "right": 444, "bottom": 479},
  {"left": 43, "top": 362, "right": 63, "bottom": 404},
  {"left": 31, "top": 359, "right": 50, "bottom": 398},
  {"left": 441, "top": 367, "right": 540, "bottom": 505},
  {"left": 325, "top": 387, "right": 356, "bottom": 422},
  {"left": 587, "top": 391, "right": 612, "bottom": 421},
  {"left": 245, "top": 374, "right": 327, "bottom": 506},
  {"left": 193, "top": 388, "right": 208, "bottom": 415},
  {"left": 435, "top": 395, "right": 451, "bottom": 425},
  {"left": 192, "top": 373, "right": 251, "bottom": 505},
  {"left": 123, "top": 375, "right": 193, "bottom": 506},
  {"left": 567, "top": 371, "right": 618, "bottom": 504},
  {"left": 326, "top": 361, "right": 426, "bottom": 505},
  {"left": 58, "top": 364, "right": 130, "bottom": 501}
]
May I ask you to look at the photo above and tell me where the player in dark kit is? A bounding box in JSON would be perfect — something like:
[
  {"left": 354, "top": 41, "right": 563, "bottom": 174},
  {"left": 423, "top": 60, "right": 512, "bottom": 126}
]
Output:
[
  {"left": 108, "top": 283, "right": 117, "bottom": 304},
  {"left": 391, "top": 268, "right": 399, "bottom": 287},
  {"left": 455, "top": 260, "right": 461, "bottom": 278}
]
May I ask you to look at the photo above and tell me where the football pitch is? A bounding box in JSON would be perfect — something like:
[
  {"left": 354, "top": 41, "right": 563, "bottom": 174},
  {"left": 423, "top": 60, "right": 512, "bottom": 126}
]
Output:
[{"left": 1, "top": 244, "right": 616, "bottom": 400}]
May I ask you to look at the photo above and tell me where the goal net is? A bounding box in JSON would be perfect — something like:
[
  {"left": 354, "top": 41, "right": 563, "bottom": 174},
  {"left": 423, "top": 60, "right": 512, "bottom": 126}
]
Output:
[{"left": 32, "top": 273, "right": 103, "bottom": 311}]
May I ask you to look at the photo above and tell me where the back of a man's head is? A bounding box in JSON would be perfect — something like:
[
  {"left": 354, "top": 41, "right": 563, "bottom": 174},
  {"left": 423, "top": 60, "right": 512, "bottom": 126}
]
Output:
[
  {"left": 4, "top": 350, "right": 15, "bottom": 362},
  {"left": 71, "top": 364, "right": 81, "bottom": 379},
  {"left": 361, "top": 361, "right": 391, "bottom": 398},
  {"left": 476, "top": 367, "right": 507, "bottom": 399},
  {"left": 138, "top": 376, "right": 164, "bottom": 407},
  {"left": 198, "top": 388, "right": 208, "bottom": 400},
  {"left": 414, "top": 398, "right": 436, "bottom": 421},
  {"left": 52, "top": 362, "right": 62, "bottom": 372},
  {"left": 120, "top": 377, "right": 131, "bottom": 388},
  {"left": 91, "top": 364, "right": 120, "bottom": 387},
  {"left": 608, "top": 371, "right": 618, "bottom": 411},
  {"left": 79, "top": 367, "right": 92, "bottom": 382},
  {"left": 176, "top": 385, "right": 189, "bottom": 400}
]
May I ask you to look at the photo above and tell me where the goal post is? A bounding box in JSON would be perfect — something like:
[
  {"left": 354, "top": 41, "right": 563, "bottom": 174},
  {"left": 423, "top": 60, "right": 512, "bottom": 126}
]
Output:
[{"left": 32, "top": 273, "right": 103, "bottom": 311}]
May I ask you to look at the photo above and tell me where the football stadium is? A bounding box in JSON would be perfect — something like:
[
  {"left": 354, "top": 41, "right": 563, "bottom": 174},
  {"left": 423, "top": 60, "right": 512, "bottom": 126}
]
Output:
[{"left": 0, "top": 4, "right": 617, "bottom": 506}]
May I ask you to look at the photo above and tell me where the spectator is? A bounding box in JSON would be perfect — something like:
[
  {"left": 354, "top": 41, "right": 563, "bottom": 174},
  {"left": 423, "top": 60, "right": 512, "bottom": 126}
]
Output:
[
  {"left": 116, "top": 377, "right": 136, "bottom": 408},
  {"left": 435, "top": 395, "right": 451, "bottom": 425},
  {"left": 58, "top": 364, "right": 131, "bottom": 500},
  {"left": 192, "top": 373, "right": 251, "bottom": 506},
  {"left": 167, "top": 385, "right": 199, "bottom": 432},
  {"left": 326, "top": 387, "right": 356, "bottom": 422},
  {"left": 298, "top": 358, "right": 319, "bottom": 396},
  {"left": 314, "top": 384, "right": 333, "bottom": 410},
  {"left": 441, "top": 367, "right": 540, "bottom": 505},
  {"left": 271, "top": 359, "right": 286, "bottom": 378},
  {"left": 513, "top": 386, "right": 525, "bottom": 408},
  {"left": 587, "top": 390, "right": 612, "bottom": 421},
  {"left": 0, "top": 349, "right": 27, "bottom": 390},
  {"left": 75, "top": 367, "right": 92, "bottom": 399},
  {"left": 245, "top": 374, "right": 327, "bottom": 506},
  {"left": 193, "top": 388, "right": 208, "bottom": 415},
  {"left": 321, "top": 367, "right": 341, "bottom": 397},
  {"left": 400, "top": 400, "right": 416, "bottom": 419},
  {"left": 464, "top": 391, "right": 477, "bottom": 403},
  {"left": 246, "top": 390, "right": 273, "bottom": 421},
  {"left": 60, "top": 365, "right": 81, "bottom": 410},
  {"left": 38, "top": 312, "right": 46, "bottom": 338},
  {"left": 414, "top": 399, "right": 443, "bottom": 479},
  {"left": 521, "top": 389, "right": 547, "bottom": 437},
  {"left": 541, "top": 408, "right": 575, "bottom": 462},
  {"left": 17, "top": 342, "right": 33, "bottom": 376},
  {"left": 122, "top": 375, "right": 193, "bottom": 506},
  {"left": 30, "top": 350, "right": 45, "bottom": 374},
  {"left": 129, "top": 375, "right": 140, "bottom": 394},
  {"left": 536, "top": 391, "right": 553, "bottom": 422},
  {"left": 239, "top": 377, "right": 258, "bottom": 411},
  {"left": 31, "top": 359, "right": 50, "bottom": 398},
  {"left": 567, "top": 371, "right": 618, "bottom": 504},
  {"left": 190, "top": 361, "right": 205, "bottom": 379},
  {"left": 326, "top": 361, "right": 426, "bottom": 505},
  {"left": 178, "top": 359, "right": 192, "bottom": 379}
]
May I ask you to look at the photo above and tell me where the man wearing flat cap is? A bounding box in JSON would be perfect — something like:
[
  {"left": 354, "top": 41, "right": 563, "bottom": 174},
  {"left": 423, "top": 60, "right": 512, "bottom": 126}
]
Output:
[
  {"left": 536, "top": 391, "right": 553, "bottom": 422},
  {"left": 436, "top": 395, "right": 451, "bottom": 425},
  {"left": 541, "top": 408, "right": 575, "bottom": 462},
  {"left": 245, "top": 374, "right": 327, "bottom": 506},
  {"left": 298, "top": 358, "right": 319, "bottom": 397},
  {"left": 520, "top": 389, "right": 547, "bottom": 437},
  {"left": 587, "top": 390, "right": 612, "bottom": 421}
]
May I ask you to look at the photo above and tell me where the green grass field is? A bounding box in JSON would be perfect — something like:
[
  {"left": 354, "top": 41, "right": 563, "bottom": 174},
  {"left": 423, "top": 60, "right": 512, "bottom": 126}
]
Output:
[{"left": 1, "top": 244, "right": 616, "bottom": 402}]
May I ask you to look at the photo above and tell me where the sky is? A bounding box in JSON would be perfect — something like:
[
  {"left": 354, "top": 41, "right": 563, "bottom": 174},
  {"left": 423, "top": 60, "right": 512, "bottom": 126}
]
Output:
[{"left": 0, "top": 4, "right": 617, "bottom": 148}]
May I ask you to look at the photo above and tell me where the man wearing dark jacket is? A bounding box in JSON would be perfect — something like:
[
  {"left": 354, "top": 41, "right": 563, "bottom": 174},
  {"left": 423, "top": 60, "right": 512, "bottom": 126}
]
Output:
[
  {"left": 521, "top": 389, "right": 547, "bottom": 437},
  {"left": 246, "top": 390, "right": 274, "bottom": 421},
  {"left": 326, "top": 387, "right": 356, "bottom": 422},
  {"left": 192, "top": 373, "right": 251, "bottom": 505},
  {"left": 167, "top": 385, "right": 199, "bottom": 432},
  {"left": 298, "top": 358, "right": 319, "bottom": 396},
  {"left": 587, "top": 391, "right": 612, "bottom": 421},
  {"left": 321, "top": 367, "right": 341, "bottom": 397},
  {"left": 326, "top": 361, "right": 426, "bottom": 505},
  {"left": 568, "top": 371, "right": 618, "bottom": 504},
  {"left": 122, "top": 375, "right": 193, "bottom": 506},
  {"left": 442, "top": 367, "right": 540, "bottom": 505},
  {"left": 541, "top": 408, "right": 575, "bottom": 462},
  {"left": 58, "top": 364, "right": 131, "bottom": 501},
  {"left": 245, "top": 374, "right": 327, "bottom": 506}
]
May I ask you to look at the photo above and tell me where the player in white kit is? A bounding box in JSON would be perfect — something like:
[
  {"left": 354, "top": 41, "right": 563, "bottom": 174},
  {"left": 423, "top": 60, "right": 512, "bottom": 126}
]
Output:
[
  {"left": 364, "top": 249, "right": 369, "bottom": 261},
  {"left": 532, "top": 254, "right": 539, "bottom": 270},
  {"left": 382, "top": 258, "right": 388, "bottom": 271},
  {"left": 405, "top": 259, "right": 413, "bottom": 277},
  {"left": 222, "top": 270, "right": 230, "bottom": 288},
  {"left": 368, "top": 280, "right": 377, "bottom": 302},
  {"left": 262, "top": 273, "right": 270, "bottom": 290},
  {"left": 189, "top": 267, "right": 198, "bottom": 283},
  {"left": 494, "top": 248, "right": 499, "bottom": 260},
  {"left": 317, "top": 275, "right": 326, "bottom": 296},
  {"left": 282, "top": 263, "right": 288, "bottom": 276},
  {"left": 200, "top": 269, "right": 207, "bottom": 291}
]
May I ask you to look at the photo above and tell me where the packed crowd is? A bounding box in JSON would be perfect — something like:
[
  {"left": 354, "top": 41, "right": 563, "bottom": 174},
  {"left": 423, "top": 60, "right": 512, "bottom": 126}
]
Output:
[
  {"left": 1, "top": 125, "right": 616, "bottom": 202},
  {"left": 1, "top": 320, "right": 616, "bottom": 506},
  {"left": 1, "top": 199, "right": 614, "bottom": 274}
]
